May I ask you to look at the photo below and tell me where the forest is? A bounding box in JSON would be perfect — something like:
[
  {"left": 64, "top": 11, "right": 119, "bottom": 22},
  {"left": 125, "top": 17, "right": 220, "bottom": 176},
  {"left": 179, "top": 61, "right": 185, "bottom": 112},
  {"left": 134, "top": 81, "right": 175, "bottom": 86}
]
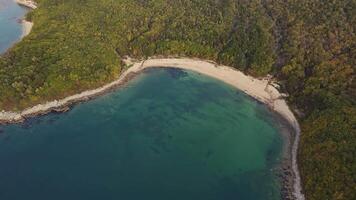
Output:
[{"left": 0, "top": 0, "right": 355, "bottom": 199}]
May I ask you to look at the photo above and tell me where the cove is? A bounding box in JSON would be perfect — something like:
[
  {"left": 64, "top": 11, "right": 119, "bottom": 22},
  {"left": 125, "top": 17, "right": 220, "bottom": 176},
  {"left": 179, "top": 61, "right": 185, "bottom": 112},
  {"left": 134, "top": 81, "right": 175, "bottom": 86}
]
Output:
[
  {"left": 0, "top": 0, "right": 28, "bottom": 54},
  {"left": 0, "top": 68, "right": 284, "bottom": 200}
]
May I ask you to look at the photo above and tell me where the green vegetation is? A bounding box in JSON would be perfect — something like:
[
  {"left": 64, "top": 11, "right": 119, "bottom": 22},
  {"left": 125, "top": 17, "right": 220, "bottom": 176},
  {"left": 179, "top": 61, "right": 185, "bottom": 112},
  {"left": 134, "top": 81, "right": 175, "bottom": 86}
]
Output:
[{"left": 0, "top": 0, "right": 355, "bottom": 199}]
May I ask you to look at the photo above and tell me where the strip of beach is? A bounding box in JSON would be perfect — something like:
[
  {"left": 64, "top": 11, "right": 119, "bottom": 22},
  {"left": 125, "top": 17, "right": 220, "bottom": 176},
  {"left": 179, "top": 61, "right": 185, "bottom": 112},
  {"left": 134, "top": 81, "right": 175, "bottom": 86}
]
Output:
[{"left": 14, "top": 0, "right": 36, "bottom": 37}]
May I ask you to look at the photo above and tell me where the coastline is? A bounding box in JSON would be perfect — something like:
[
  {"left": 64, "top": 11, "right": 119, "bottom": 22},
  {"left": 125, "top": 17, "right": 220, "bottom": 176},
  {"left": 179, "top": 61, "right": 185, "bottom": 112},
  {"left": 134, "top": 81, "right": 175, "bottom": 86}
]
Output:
[
  {"left": 268, "top": 108, "right": 298, "bottom": 200},
  {"left": 0, "top": 57, "right": 305, "bottom": 200},
  {"left": 14, "top": 0, "right": 36, "bottom": 38},
  {"left": 15, "top": 0, "right": 37, "bottom": 9}
]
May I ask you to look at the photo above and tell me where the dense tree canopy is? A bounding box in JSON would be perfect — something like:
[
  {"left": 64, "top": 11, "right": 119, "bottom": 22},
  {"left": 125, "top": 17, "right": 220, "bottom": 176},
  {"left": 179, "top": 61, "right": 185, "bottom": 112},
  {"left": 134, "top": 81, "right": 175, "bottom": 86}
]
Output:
[{"left": 0, "top": 0, "right": 355, "bottom": 199}]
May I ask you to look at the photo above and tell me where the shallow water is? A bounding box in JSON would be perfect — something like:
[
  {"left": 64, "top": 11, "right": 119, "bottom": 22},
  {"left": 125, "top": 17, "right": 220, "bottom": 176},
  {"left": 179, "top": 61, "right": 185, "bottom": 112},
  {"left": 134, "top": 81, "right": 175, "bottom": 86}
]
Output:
[
  {"left": 0, "top": 68, "right": 284, "bottom": 200},
  {"left": 0, "top": 0, "right": 28, "bottom": 54}
]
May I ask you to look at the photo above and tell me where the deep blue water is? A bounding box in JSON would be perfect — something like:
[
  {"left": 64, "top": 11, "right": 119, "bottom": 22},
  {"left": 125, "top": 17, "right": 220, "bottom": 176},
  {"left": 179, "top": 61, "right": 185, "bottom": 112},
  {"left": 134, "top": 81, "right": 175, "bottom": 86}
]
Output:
[
  {"left": 0, "top": 0, "right": 28, "bottom": 54},
  {"left": 0, "top": 68, "right": 284, "bottom": 200}
]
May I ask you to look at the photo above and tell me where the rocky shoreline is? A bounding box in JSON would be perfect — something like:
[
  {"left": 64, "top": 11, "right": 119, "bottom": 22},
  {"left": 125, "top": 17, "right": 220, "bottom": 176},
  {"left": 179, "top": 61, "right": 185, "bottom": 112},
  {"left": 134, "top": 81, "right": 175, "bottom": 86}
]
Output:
[
  {"left": 0, "top": 70, "right": 139, "bottom": 124},
  {"left": 15, "top": 0, "right": 37, "bottom": 9},
  {"left": 271, "top": 110, "right": 298, "bottom": 200}
]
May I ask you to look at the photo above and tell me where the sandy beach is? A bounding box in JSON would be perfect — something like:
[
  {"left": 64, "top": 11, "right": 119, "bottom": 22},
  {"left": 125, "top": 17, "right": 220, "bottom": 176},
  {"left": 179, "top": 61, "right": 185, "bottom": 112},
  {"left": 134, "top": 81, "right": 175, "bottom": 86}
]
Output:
[
  {"left": 13, "top": 0, "right": 36, "bottom": 38},
  {"left": 0, "top": 57, "right": 304, "bottom": 200},
  {"left": 21, "top": 19, "right": 33, "bottom": 37}
]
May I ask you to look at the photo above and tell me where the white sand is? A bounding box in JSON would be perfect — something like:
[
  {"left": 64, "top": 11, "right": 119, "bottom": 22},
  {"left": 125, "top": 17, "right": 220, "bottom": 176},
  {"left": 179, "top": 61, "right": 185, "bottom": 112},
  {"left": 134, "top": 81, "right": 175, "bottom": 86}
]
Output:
[
  {"left": 0, "top": 57, "right": 304, "bottom": 200},
  {"left": 21, "top": 20, "right": 33, "bottom": 37},
  {"left": 13, "top": 0, "right": 36, "bottom": 38}
]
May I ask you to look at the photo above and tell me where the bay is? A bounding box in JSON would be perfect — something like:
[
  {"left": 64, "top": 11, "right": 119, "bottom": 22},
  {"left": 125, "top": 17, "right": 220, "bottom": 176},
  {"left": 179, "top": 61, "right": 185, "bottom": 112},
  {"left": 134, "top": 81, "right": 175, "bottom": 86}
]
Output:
[{"left": 0, "top": 68, "right": 284, "bottom": 200}]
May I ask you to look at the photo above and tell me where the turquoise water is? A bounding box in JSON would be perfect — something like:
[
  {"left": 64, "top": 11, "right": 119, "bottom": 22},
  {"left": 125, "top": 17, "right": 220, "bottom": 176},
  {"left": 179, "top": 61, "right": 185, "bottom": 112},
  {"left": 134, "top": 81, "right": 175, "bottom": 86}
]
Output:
[
  {"left": 0, "top": 68, "right": 283, "bottom": 200},
  {"left": 0, "top": 0, "right": 28, "bottom": 54}
]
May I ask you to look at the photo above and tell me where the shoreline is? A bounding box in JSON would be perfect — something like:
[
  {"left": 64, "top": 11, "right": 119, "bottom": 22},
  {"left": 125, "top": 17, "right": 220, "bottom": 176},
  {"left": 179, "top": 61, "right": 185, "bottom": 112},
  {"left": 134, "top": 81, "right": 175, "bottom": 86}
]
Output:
[
  {"left": 14, "top": 0, "right": 36, "bottom": 38},
  {"left": 15, "top": 0, "right": 37, "bottom": 9},
  {"left": 0, "top": 57, "right": 305, "bottom": 200},
  {"left": 268, "top": 108, "right": 297, "bottom": 200}
]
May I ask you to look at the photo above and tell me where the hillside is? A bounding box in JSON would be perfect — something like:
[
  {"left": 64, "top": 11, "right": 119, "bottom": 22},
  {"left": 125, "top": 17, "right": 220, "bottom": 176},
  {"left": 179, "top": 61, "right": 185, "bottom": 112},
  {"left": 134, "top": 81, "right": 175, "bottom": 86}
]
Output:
[{"left": 0, "top": 0, "right": 355, "bottom": 199}]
